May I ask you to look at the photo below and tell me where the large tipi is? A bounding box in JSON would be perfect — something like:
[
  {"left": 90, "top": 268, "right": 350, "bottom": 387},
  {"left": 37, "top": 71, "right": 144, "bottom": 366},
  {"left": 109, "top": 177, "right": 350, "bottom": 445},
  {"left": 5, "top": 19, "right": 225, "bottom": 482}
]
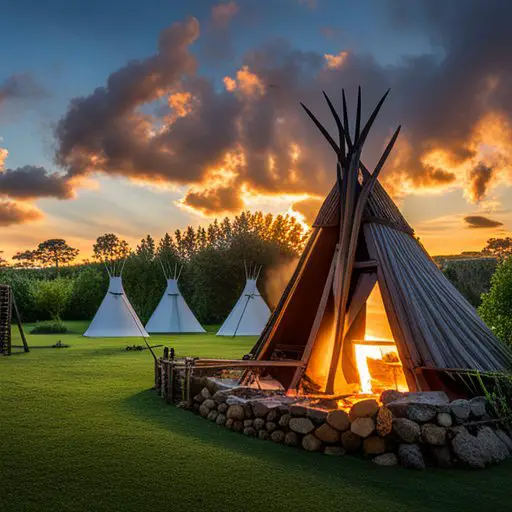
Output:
[
  {"left": 84, "top": 244, "right": 148, "bottom": 338},
  {"left": 146, "top": 264, "right": 205, "bottom": 334},
  {"left": 217, "top": 264, "right": 271, "bottom": 337},
  {"left": 247, "top": 87, "right": 512, "bottom": 395}
]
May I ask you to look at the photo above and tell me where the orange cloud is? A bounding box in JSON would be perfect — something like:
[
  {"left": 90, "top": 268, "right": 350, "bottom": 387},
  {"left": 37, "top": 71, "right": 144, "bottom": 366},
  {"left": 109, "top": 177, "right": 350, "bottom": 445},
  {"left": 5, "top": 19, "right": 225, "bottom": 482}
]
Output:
[{"left": 324, "top": 51, "right": 348, "bottom": 70}]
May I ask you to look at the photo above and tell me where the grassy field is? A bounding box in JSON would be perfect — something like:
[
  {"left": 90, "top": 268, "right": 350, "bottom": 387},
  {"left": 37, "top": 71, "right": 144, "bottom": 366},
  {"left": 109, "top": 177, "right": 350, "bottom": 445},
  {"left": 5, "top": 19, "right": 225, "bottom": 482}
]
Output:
[{"left": 1, "top": 321, "right": 511, "bottom": 512}]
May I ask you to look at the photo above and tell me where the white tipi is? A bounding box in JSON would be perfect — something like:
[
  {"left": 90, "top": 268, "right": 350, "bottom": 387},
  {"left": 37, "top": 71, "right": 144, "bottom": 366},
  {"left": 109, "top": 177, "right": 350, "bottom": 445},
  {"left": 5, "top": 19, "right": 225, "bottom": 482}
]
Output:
[
  {"left": 217, "top": 264, "right": 271, "bottom": 337},
  {"left": 84, "top": 236, "right": 148, "bottom": 338},
  {"left": 146, "top": 264, "right": 205, "bottom": 334}
]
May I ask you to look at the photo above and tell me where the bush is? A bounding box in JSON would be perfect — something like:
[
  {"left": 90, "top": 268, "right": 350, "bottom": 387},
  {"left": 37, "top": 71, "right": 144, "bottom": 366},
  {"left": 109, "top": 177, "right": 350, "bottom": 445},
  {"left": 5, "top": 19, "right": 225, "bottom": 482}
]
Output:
[
  {"left": 66, "top": 266, "right": 107, "bottom": 320},
  {"left": 32, "top": 278, "right": 73, "bottom": 321},
  {"left": 30, "top": 320, "right": 68, "bottom": 334},
  {"left": 479, "top": 257, "right": 512, "bottom": 347}
]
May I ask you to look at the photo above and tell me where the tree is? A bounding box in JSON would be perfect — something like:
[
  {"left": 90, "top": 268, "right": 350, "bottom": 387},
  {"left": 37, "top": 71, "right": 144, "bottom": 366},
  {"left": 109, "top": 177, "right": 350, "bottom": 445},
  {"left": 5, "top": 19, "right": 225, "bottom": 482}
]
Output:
[
  {"left": 136, "top": 235, "right": 156, "bottom": 260},
  {"left": 93, "top": 233, "right": 131, "bottom": 275},
  {"left": 0, "top": 251, "right": 8, "bottom": 268},
  {"left": 479, "top": 258, "right": 512, "bottom": 347},
  {"left": 482, "top": 237, "right": 512, "bottom": 261},
  {"left": 12, "top": 250, "right": 39, "bottom": 268},
  {"left": 36, "top": 239, "right": 79, "bottom": 274},
  {"left": 32, "top": 278, "right": 73, "bottom": 321}
]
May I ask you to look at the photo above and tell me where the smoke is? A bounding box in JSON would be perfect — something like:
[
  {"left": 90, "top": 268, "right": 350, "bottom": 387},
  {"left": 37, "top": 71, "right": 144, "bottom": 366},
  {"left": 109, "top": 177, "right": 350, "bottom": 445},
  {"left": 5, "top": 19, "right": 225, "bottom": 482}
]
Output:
[
  {"left": 464, "top": 215, "right": 504, "bottom": 229},
  {"left": 264, "top": 257, "right": 299, "bottom": 308}
]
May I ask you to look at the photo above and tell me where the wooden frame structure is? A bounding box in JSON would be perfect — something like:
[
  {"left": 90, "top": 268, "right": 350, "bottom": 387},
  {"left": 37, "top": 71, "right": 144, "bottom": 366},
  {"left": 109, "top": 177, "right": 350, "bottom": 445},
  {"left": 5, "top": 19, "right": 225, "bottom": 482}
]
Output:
[
  {"left": 247, "top": 86, "right": 512, "bottom": 396},
  {"left": 0, "top": 284, "right": 29, "bottom": 356}
]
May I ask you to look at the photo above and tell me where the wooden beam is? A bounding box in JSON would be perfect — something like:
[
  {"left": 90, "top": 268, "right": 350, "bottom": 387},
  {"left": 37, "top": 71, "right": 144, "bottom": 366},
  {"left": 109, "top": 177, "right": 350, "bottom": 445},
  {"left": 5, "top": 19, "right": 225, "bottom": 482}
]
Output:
[{"left": 353, "top": 260, "right": 378, "bottom": 269}]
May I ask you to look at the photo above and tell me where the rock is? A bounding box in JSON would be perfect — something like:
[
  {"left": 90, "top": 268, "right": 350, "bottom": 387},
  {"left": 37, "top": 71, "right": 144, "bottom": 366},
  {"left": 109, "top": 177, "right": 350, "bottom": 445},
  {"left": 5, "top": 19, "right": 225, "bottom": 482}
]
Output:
[
  {"left": 392, "top": 418, "right": 420, "bottom": 443},
  {"left": 495, "top": 430, "right": 512, "bottom": 453},
  {"left": 436, "top": 412, "right": 452, "bottom": 427},
  {"left": 289, "top": 417, "right": 315, "bottom": 435},
  {"left": 233, "top": 420, "right": 244, "bottom": 432},
  {"left": 213, "top": 391, "right": 227, "bottom": 404},
  {"left": 407, "top": 404, "right": 437, "bottom": 423},
  {"left": 243, "top": 403, "right": 254, "bottom": 419},
  {"left": 421, "top": 424, "right": 447, "bottom": 446},
  {"left": 253, "top": 418, "right": 265, "bottom": 430},
  {"left": 451, "top": 427, "right": 486, "bottom": 469},
  {"left": 278, "top": 404, "right": 290, "bottom": 415},
  {"left": 194, "top": 393, "right": 205, "bottom": 404},
  {"left": 252, "top": 401, "right": 270, "bottom": 418},
  {"left": 469, "top": 397, "right": 487, "bottom": 418},
  {"left": 387, "top": 392, "right": 449, "bottom": 418},
  {"left": 326, "top": 410, "right": 350, "bottom": 432},
  {"left": 216, "top": 414, "right": 227, "bottom": 426},
  {"left": 315, "top": 423, "right": 340, "bottom": 444},
  {"left": 351, "top": 417, "right": 375, "bottom": 438},
  {"left": 258, "top": 430, "right": 270, "bottom": 441},
  {"left": 244, "top": 427, "right": 257, "bottom": 437},
  {"left": 243, "top": 419, "right": 253, "bottom": 428},
  {"left": 279, "top": 414, "right": 291, "bottom": 428},
  {"left": 384, "top": 436, "right": 398, "bottom": 454},
  {"left": 380, "top": 390, "right": 405, "bottom": 405},
  {"left": 205, "top": 378, "right": 219, "bottom": 395},
  {"left": 306, "top": 407, "right": 328, "bottom": 425},
  {"left": 302, "top": 434, "right": 322, "bottom": 452},
  {"left": 450, "top": 399, "right": 471, "bottom": 422},
  {"left": 207, "top": 410, "right": 218, "bottom": 421},
  {"left": 428, "top": 445, "right": 454, "bottom": 469},
  {"left": 373, "top": 453, "right": 398, "bottom": 466},
  {"left": 398, "top": 444, "right": 425, "bottom": 470},
  {"left": 271, "top": 430, "right": 285, "bottom": 443},
  {"left": 225, "top": 418, "right": 234, "bottom": 429},
  {"left": 341, "top": 431, "right": 362, "bottom": 452},
  {"left": 290, "top": 404, "right": 308, "bottom": 417},
  {"left": 203, "top": 399, "right": 216, "bottom": 410},
  {"left": 267, "top": 409, "right": 279, "bottom": 422},
  {"left": 363, "top": 436, "right": 386, "bottom": 455},
  {"left": 324, "top": 446, "right": 346, "bottom": 456},
  {"left": 349, "top": 399, "right": 379, "bottom": 421},
  {"left": 191, "top": 403, "right": 200, "bottom": 413},
  {"left": 284, "top": 431, "right": 299, "bottom": 446},
  {"left": 477, "top": 426, "right": 509, "bottom": 464},
  {"left": 227, "top": 404, "right": 245, "bottom": 421},
  {"left": 376, "top": 406, "right": 393, "bottom": 437},
  {"left": 200, "top": 387, "right": 211, "bottom": 400},
  {"left": 217, "top": 403, "right": 228, "bottom": 414},
  {"left": 266, "top": 422, "right": 277, "bottom": 433},
  {"left": 199, "top": 404, "right": 210, "bottom": 418}
]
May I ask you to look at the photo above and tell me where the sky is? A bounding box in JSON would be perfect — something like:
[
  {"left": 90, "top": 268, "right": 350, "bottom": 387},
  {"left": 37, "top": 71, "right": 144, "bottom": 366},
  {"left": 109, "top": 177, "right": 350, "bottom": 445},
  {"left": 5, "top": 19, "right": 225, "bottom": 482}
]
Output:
[{"left": 1, "top": 0, "right": 511, "bottom": 260}]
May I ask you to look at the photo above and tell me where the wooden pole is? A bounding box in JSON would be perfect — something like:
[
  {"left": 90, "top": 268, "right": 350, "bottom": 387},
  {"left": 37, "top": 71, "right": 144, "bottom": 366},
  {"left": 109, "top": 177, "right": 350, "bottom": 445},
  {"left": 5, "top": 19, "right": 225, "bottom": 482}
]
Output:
[{"left": 11, "top": 292, "right": 29, "bottom": 353}]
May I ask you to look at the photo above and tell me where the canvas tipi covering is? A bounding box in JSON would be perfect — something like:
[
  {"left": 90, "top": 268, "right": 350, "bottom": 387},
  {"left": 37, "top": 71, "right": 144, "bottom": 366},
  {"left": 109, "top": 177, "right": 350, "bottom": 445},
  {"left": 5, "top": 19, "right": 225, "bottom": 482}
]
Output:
[
  {"left": 249, "top": 87, "right": 512, "bottom": 394},
  {"left": 84, "top": 276, "right": 148, "bottom": 338},
  {"left": 146, "top": 267, "right": 204, "bottom": 333},
  {"left": 217, "top": 266, "right": 271, "bottom": 337}
]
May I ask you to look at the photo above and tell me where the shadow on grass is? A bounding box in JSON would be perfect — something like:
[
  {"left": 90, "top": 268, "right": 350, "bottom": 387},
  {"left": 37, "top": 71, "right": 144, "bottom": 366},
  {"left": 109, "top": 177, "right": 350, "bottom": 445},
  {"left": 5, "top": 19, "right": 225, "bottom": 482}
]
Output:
[{"left": 121, "top": 389, "right": 512, "bottom": 512}]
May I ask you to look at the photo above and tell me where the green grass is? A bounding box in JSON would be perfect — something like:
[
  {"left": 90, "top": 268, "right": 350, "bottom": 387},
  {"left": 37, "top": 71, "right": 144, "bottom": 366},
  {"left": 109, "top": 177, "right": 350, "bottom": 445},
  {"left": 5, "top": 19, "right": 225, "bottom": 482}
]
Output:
[{"left": 1, "top": 321, "right": 511, "bottom": 512}]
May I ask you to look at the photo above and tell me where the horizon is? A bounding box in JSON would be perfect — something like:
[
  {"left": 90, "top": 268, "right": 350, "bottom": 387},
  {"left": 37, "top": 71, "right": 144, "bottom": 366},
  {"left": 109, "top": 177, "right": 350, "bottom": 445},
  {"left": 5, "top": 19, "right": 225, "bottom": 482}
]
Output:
[{"left": 1, "top": 0, "right": 511, "bottom": 260}]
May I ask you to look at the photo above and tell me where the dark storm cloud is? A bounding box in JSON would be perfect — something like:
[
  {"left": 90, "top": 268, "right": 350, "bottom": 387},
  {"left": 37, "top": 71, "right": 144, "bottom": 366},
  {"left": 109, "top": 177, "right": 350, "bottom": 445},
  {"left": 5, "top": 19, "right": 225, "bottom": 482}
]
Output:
[
  {"left": 0, "top": 165, "right": 72, "bottom": 200},
  {"left": 51, "top": 1, "right": 512, "bottom": 215},
  {"left": 464, "top": 216, "right": 504, "bottom": 229}
]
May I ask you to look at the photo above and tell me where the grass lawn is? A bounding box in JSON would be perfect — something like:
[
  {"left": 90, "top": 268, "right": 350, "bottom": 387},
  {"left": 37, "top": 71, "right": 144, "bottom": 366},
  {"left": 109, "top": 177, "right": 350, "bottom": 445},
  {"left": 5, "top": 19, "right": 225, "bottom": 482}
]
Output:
[{"left": 1, "top": 321, "right": 511, "bottom": 512}]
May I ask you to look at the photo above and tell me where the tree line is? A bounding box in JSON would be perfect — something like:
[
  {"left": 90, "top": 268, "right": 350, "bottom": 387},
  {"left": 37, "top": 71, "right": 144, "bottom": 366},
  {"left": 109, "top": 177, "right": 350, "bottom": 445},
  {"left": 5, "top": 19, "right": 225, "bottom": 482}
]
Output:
[{"left": 0, "top": 211, "right": 307, "bottom": 326}]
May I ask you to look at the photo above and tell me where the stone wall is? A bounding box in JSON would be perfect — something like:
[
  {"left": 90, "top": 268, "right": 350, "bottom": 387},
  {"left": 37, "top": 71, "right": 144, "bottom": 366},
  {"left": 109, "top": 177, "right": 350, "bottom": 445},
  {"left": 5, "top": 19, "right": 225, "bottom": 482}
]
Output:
[{"left": 189, "top": 383, "right": 512, "bottom": 470}]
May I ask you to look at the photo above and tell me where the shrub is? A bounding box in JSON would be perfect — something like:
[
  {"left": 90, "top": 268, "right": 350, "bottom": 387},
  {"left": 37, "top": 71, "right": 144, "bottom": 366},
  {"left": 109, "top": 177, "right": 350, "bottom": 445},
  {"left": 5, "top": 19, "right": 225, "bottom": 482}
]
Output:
[
  {"left": 30, "top": 320, "right": 68, "bottom": 334},
  {"left": 479, "top": 257, "right": 512, "bottom": 347},
  {"left": 32, "top": 278, "right": 73, "bottom": 321},
  {"left": 66, "top": 266, "right": 107, "bottom": 320}
]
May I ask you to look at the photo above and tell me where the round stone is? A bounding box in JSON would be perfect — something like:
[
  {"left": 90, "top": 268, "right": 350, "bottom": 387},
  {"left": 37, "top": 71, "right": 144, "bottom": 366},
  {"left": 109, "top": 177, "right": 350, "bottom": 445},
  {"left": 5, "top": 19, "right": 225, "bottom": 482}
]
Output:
[
  {"left": 326, "top": 409, "right": 350, "bottom": 432},
  {"left": 302, "top": 434, "right": 322, "bottom": 452},
  {"left": 289, "top": 417, "right": 315, "bottom": 435},
  {"left": 392, "top": 418, "right": 420, "bottom": 443},
  {"left": 350, "top": 417, "right": 375, "bottom": 438}
]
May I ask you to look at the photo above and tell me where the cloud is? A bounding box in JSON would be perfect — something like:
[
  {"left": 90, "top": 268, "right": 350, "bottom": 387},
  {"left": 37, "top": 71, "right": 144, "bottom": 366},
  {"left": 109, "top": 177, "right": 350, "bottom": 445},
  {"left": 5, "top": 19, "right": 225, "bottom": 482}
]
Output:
[
  {"left": 0, "top": 165, "right": 73, "bottom": 200},
  {"left": 291, "top": 197, "right": 323, "bottom": 225},
  {"left": 464, "top": 215, "right": 504, "bottom": 229},
  {"left": 48, "top": 2, "right": 512, "bottom": 218},
  {"left": 211, "top": 1, "right": 239, "bottom": 27},
  {"left": 0, "top": 200, "right": 42, "bottom": 226},
  {"left": 0, "top": 147, "right": 7, "bottom": 170},
  {"left": 0, "top": 74, "right": 48, "bottom": 106}
]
